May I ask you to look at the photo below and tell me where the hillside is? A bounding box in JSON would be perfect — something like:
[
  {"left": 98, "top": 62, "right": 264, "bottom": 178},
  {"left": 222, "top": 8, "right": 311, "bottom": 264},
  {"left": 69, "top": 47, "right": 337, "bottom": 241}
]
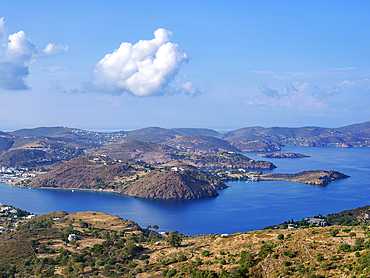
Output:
[
  {"left": 27, "top": 156, "right": 136, "bottom": 190},
  {"left": 0, "top": 138, "right": 87, "bottom": 167},
  {"left": 120, "top": 165, "right": 226, "bottom": 199},
  {"left": 87, "top": 140, "right": 176, "bottom": 163},
  {"left": 220, "top": 121, "right": 370, "bottom": 148},
  {"left": 2, "top": 121, "right": 369, "bottom": 169},
  {"left": 1, "top": 205, "right": 370, "bottom": 277},
  {"left": 165, "top": 135, "right": 239, "bottom": 152},
  {"left": 25, "top": 156, "right": 227, "bottom": 199},
  {"left": 170, "top": 128, "right": 220, "bottom": 137},
  {"left": 175, "top": 151, "right": 276, "bottom": 170},
  {"left": 9, "top": 126, "right": 75, "bottom": 137}
]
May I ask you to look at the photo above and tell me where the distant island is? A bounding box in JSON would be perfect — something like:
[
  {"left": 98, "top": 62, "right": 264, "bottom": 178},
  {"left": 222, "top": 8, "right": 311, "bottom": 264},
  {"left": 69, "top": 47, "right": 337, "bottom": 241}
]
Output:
[
  {"left": 259, "top": 170, "right": 350, "bottom": 186},
  {"left": 255, "top": 152, "right": 310, "bottom": 158}
]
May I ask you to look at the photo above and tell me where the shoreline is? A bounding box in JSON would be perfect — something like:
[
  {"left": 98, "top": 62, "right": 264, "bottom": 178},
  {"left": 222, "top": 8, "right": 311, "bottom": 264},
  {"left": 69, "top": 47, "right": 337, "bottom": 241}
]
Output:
[{"left": 9, "top": 183, "right": 222, "bottom": 200}]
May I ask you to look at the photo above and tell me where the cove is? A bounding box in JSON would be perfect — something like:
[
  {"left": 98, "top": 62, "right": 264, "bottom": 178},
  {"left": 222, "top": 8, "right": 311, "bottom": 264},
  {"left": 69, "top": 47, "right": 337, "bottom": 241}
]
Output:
[{"left": 0, "top": 146, "right": 369, "bottom": 236}]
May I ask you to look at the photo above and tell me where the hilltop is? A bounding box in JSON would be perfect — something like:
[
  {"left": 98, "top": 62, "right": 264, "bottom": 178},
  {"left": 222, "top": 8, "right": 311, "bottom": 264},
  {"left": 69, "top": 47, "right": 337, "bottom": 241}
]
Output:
[
  {"left": 220, "top": 121, "right": 370, "bottom": 149},
  {"left": 1, "top": 204, "right": 370, "bottom": 277},
  {"left": 24, "top": 156, "right": 228, "bottom": 199},
  {"left": 1, "top": 121, "right": 369, "bottom": 168}
]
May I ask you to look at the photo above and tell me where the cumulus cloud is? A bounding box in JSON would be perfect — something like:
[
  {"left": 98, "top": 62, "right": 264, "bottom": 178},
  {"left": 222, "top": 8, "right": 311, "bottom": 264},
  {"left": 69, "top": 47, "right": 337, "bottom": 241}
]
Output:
[
  {"left": 92, "top": 28, "right": 197, "bottom": 96},
  {"left": 182, "top": 82, "right": 201, "bottom": 97},
  {"left": 42, "top": 43, "right": 69, "bottom": 58},
  {"left": 0, "top": 18, "right": 68, "bottom": 91}
]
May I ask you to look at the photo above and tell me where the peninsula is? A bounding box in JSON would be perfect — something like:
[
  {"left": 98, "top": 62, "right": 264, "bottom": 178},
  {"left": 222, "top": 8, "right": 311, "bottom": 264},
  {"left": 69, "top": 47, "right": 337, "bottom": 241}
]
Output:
[
  {"left": 255, "top": 152, "right": 310, "bottom": 158},
  {"left": 22, "top": 156, "right": 228, "bottom": 199},
  {"left": 259, "top": 170, "right": 350, "bottom": 186}
]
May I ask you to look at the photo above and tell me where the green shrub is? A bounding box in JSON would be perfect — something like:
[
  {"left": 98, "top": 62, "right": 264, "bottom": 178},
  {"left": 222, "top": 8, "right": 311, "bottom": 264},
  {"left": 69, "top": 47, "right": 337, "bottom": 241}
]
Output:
[
  {"left": 201, "top": 250, "right": 210, "bottom": 257},
  {"left": 316, "top": 253, "right": 324, "bottom": 262},
  {"left": 166, "top": 268, "right": 177, "bottom": 277}
]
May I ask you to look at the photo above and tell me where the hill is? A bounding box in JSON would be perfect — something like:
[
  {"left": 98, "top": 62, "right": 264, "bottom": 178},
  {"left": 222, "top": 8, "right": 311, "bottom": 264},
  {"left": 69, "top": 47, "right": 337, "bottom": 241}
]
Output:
[
  {"left": 220, "top": 121, "right": 370, "bottom": 148},
  {"left": 27, "top": 156, "right": 136, "bottom": 190},
  {"left": 165, "top": 135, "right": 239, "bottom": 152},
  {"left": 0, "top": 137, "right": 87, "bottom": 167},
  {"left": 120, "top": 164, "right": 226, "bottom": 199},
  {"left": 1, "top": 205, "right": 370, "bottom": 277},
  {"left": 174, "top": 151, "right": 276, "bottom": 170},
  {"left": 170, "top": 128, "right": 220, "bottom": 137},
  {"left": 86, "top": 140, "right": 176, "bottom": 163},
  {"left": 25, "top": 156, "right": 227, "bottom": 199},
  {"left": 9, "top": 126, "right": 75, "bottom": 137}
]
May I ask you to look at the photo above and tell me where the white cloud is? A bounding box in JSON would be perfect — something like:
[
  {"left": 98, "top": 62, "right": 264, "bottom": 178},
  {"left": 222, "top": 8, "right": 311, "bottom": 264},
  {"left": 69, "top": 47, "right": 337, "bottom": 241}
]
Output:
[
  {"left": 4, "top": 31, "right": 38, "bottom": 63},
  {"left": 92, "top": 28, "right": 195, "bottom": 96},
  {"left": 0, "top": 17, "right": 7, "bottom": 42},
  {"left": 182, "top": 82, "right": 201, "bottom": 97},
  {"left": 42, "top": 43, "right": 69, "bottom": 58},
  {"left": 247, "top": 82, "right": 332, "bottom": 110},
  {"left": 0, "top": 18, "right": 68, "bottom": 91},
  {"left": 252, "top": 67, "right": 359, "bottom": 81}
]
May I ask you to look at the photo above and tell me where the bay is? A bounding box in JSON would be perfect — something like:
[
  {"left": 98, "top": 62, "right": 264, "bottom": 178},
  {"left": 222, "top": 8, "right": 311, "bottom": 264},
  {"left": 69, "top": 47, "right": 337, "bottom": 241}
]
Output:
[{"left": 0, "top": 146, "right": 369, "bottom": 235}]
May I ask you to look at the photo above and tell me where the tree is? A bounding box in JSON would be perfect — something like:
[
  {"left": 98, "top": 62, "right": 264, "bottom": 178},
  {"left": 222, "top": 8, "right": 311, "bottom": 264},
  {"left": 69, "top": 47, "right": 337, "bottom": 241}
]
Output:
[
  {"left": 165, "top": 231, "right": 181, "bottom": 247},
  {"left": 316, "top": 253, "right": 324, "bottom": 262},
  {"left": 146, "top": 225, "right": 152, "bottom": 231},
  {"left": 349, "top": 232, "right": 356, "bottom": 239},
  {"left": 153, "top": 225, "right": 159, "bottom": 232},
  {"left": 277, "top": 234, "right": 284, "bottom": 240},
  {"left": 329, "top": 228, "right": 339, "bottom": 237}
]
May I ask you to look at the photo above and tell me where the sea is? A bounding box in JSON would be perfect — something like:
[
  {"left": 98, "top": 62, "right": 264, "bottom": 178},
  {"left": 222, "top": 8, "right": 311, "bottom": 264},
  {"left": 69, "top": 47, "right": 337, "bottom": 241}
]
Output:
[{"left": 0, "top": 146, "right": 369, "bottom": 236}]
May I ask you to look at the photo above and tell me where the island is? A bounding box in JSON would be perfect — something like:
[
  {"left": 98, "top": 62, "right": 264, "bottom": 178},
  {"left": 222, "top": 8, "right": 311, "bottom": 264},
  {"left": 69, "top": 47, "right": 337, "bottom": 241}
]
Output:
[
  {"left": 255, "top": 152, "right": 310, "bottom": 158},
  {"left": 259, "top": 170, "right": 349, "bottom": 186}
]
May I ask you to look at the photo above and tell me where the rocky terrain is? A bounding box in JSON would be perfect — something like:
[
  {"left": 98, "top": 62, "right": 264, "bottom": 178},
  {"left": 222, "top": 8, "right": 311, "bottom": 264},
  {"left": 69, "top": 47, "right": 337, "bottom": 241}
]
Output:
[
  {"left": 220, "top": 121, "right": 370, "bottom": 149},
  {"left": 120, "top": 166, "right": 227, "bottom": 199},
  {"left": 24, "top": 156, "right": 227, "bottom": 200},
  {"left": 1, "top": 205, "right": 370, "bottom": 277},
  {"left": 259, "top": 170, "right": 350, "bottom": 186},
  {"left": 1, "top": 121, "right": 369, "bottom": 168},
  {"left": 174, "top": 151, "right": 276, "bottom": 170},
  {"left": 87, "top": 140, "right": 176, "bottom": 164}
]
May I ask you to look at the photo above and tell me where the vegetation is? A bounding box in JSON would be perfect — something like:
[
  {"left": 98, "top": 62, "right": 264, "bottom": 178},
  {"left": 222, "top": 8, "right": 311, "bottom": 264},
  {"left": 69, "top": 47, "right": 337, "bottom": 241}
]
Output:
[{"left": 1, "top": 204, "right": 370, "bottom": 277}]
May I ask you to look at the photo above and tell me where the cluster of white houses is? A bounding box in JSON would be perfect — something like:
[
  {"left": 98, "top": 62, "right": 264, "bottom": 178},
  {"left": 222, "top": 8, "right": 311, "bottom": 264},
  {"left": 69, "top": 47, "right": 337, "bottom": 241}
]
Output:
[
  {"left": 0, "top": 205, "right": 35, "bottom": 219},
  {"left": 0, "top": 205, "right": 35, "bottom": 234},
  {"left": 0, "top": 167, "right": 38, "bottom": 182}
]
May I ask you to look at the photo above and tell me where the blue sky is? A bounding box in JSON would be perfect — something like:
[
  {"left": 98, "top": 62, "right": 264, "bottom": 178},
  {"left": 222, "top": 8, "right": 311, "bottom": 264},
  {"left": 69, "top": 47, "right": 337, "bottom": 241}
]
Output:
[{"left": 0, "top": 1, "right": 369, "bottom": 131}]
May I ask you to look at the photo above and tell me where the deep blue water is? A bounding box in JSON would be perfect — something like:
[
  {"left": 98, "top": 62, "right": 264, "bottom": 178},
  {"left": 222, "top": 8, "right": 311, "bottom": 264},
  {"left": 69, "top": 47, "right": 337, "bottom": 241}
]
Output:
[{"left": 0, "top": 146, "right": 369, "bottom": 235}]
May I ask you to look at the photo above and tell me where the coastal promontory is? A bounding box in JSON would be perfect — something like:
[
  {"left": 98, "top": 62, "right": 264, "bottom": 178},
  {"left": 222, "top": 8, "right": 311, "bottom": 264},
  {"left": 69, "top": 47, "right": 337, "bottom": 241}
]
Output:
[
  {"left": 255, "top": 152, "right": 310, "bottom": 158},
  {"left": 25, "top": 156, "right": 227, "bottom": 199},
  {"left": 259, "top": 170, "right": 349, "bottom": 186}
]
